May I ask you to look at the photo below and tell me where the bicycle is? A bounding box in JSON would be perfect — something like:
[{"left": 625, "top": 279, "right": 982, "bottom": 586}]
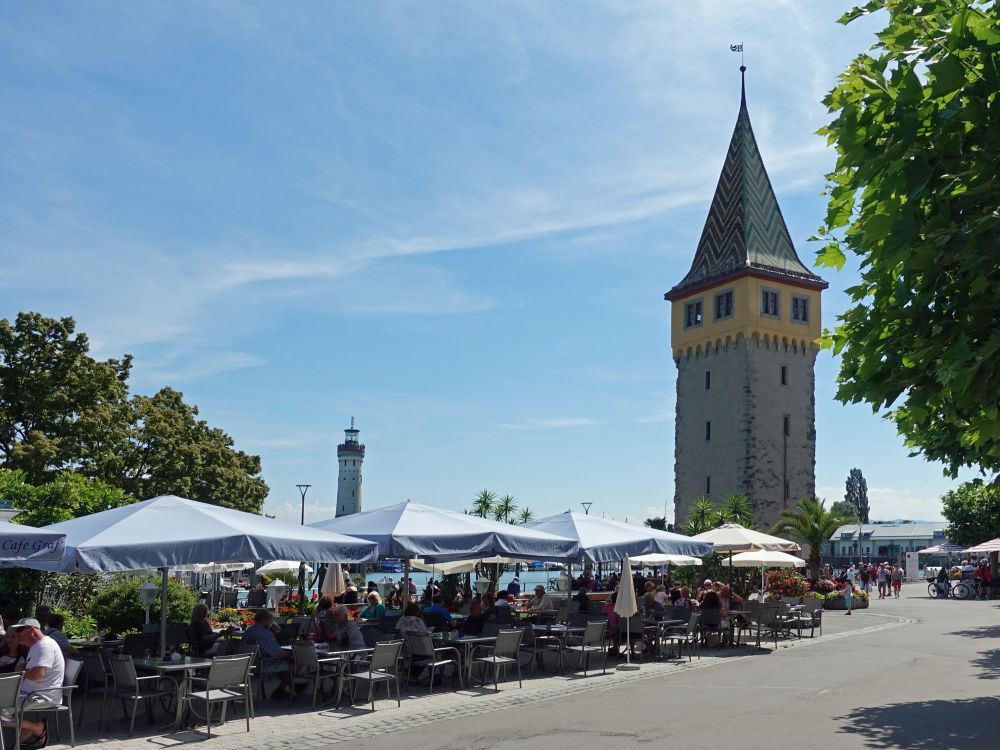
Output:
[
  {"left": 927, "top": 581, "right": 952, "bottom": 599},
  {"left": 951, "top": 580, "right": 976, "bottom": 600}
]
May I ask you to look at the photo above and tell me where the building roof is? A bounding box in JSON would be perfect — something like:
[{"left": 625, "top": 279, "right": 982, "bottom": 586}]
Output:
[
  {"left": 666, "top": 70, "right": 826, "bottom": 300},
  {"left": 829, "top": 522, "right": 949, "bottom": 541}
]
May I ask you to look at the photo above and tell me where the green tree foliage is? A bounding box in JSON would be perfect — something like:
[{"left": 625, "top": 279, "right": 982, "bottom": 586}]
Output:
[
  {"left": 0, "top": 312, "right": 267, "bottom": 511},
  {"left": 681, "top": 494, "right": 755, "bottom": 536},
  {"left": 771, "top": 498, "right": 856, "bottom": 581},
  {"left": 941, "top": 479, "right": 1000, "bottom": 546},
  {"left": 815, "top": 1, "right": 1000, "bottom": 479},
  {"left": 682, "top": 497, "right": 717, "bottom": 536},
  {"left": 830, "top": 500, "right": 859, "bottom": 520},
  {"left": 471, "top": 489, "right": 496, "bottom": 518},
  {"left": 88, "top": 575, "right": 201, "bottom": 637},
  {"left": 844, "top": 468, "right": 870, "bottom": 523},
  {"left": 467, "top": 489, "right": 536, "bottom": 590},
  {"left": 643, "top": 517, "right": 668, "bottom": 531},
  {"left": 492, "top": 494, "right": 518, "bottom": 522}
]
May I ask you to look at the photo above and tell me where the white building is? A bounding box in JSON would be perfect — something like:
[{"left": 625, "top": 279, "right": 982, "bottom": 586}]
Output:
[
  {"left": 335, "top": 418, "right": 364, "bottom": 517},
  {"left": 827, "top": 521, "right": 949, "bottom": 564}
]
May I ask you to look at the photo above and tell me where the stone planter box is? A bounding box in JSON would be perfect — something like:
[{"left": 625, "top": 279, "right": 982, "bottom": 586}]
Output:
[{"left": 823, "top": 596, "right": 869, "bottom": 610}]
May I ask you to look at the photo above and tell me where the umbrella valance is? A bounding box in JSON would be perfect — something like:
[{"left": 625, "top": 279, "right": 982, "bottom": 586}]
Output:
[
  {"left": 0, "top": 520, "right": 65, "bottom": 563},
  {"left": 411, "top": 556, "right": 517, "bottom": 575},
  {"left": 21, "top": 495, "right": 379, "bottom": 573},
  {"left": 691, "top": 523, "right": 800, "bottom": 553},
  {"left": 724, "top": 550, "right": 806, "bottom": 568},
  {"left": 963, "top": 538, "right": 1000, "bottom": 554},
  {"left": 629, "top": 553, "right": 703, "bottom": 567},
  {"left": 309, "top": 500, "right": 579, "bottom": 563},
  {"left": 523, "top": 512, "right": 714, "bottom": 564}
]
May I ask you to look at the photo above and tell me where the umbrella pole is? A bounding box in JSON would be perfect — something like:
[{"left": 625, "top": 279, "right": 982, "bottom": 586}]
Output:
[
  {"left": 402, "top": 559, "right": 410, "bottom": 608},
  {"left": 159, "top": 567, "right": 169, "bottom": 658}
]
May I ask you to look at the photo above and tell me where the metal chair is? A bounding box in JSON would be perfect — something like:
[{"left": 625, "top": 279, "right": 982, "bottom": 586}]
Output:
[
  {"left": 662, "top": 613, "right": 700, "bottom": 661},
  {"left": 121, "top": 633, "right": 157, "bottom": 659},
  {"left": 245, "top": 589, "right": 267, "bottom": 608},
  {"left": 106, "top": 655, "right": 169, "bottom": 737},
  {"left": 698, "top": 608, "right": 723, "bottom": 646},
  {"left": 290, "top": 644, "right": 341, "bottom": 707},
  {"left": 77, "top": 650, "right": 111, "bottom": 730},
  {"left": 517, "top": 625, "right": 559, "bottom": 675},
  {"left": 186, "top": 654, "right": 254, "bottom": 736},
  {"left": 20, "top": 658, "right": 82, "bottom": 747},
  {"left": 563, "top": 620, "right": 608, "bottom": 676},
  {"left": 0, "top": 673, "right": 22, "bottom": 750},
  {"left": 404, "top": 633, "right": 462, "bottom": 693},
  {"left": 473, "top": 629, "right": 523, "bottom": 692},
  {"left": 754, "top": 605, "right": 782, "bottom": 649},
  {"left": 275, "top": 623, "right": 301, "bottom": 646},
  {"left": 345, "top": 641, "right": 403, "bottom": 712}
]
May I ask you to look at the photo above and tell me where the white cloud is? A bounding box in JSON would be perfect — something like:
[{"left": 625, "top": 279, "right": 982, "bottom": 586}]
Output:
[{"left": 500, "top": 417, "right": 600, "bottom": 430}]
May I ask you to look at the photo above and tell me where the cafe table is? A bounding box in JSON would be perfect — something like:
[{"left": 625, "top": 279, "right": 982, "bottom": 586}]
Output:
[
  {"left": 282, "top": 643, "right": 375, "bottom": 706},
  {"left": 449, "top": 635, "right": 497, "bottom": 682},
  {"left": 135, "top": 656, "right": 214, "bottom": 731},
  {"left": 530, "top": 624, "right": 585, "bottom": 672}
]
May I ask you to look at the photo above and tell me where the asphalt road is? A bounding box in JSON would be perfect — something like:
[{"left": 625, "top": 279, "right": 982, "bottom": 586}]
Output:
[{"left": 351, "top": 585, "right": 1000, "bottom": 750}]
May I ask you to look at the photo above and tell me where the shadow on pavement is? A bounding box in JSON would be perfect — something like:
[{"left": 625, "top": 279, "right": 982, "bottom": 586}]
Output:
[
  {"left": 945, "top": 624, "right": 1000, "bottom": 639},
  {"left": 836, "top": 697, "right": 1000, "bottom": 749},
  {"left": 969, "top": 648, "right": 1000, "bottom": 679}
]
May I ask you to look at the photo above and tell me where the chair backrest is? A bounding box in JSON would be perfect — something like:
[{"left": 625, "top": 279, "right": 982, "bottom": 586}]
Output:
[
  {"left": 0, "top": 673, "right": 22, "bottom": 711},
  {"left": 567, "top": 600, "right": 581, "bottom": 615},
  {"left": 555, "top": 602, "right": 570, "bottom": 624},
  {"left": 207, "top": 653, "right": 252, "bottom": 689},
  {"left": 370, "top": 640, "right": 402, "bottom": 672},
  {"left": 165, "top": 623, "right": 189, "bottom": 652},
  {"left": 669, "top": 606, "right": 690, "bottom": 622},
  {"left": 582, "top": 620, "right": 606, "bottom": 646},
  {"left": 493, "top": 608, "right": 513, "bottom": 626},
  {"left": 362, "top": 627, "right": 384, "bottom": 648},
  {"left": 64, "top": 658, "right": 84, "bottom": 689},
  {"left": 276, "top": 623, "right": 300, "bottom": 646},
  {"left": 220, "top": 591, "right": 238, "bottom": 608},
  {"left": 686, "top": 612, "right": 700, "bottom": 635},
  {"left": 801, "top": 599, "right": 822, "bottom": 613},
  {"left": 405, "top": 632, "right": 436, "bottom": 659},
  {"left": 757, "top": 606, "right": 778, "bottom": 626},
  {"left": 379, "top": 615, "right": 401, "bottom": 634},
  {"left": 122, "top": 633, "right": 157, "bottom": 658},
  {"left": 493, "top": 629, "right": 523, "bottom": 658},
  {"left": 291, "top": 642, "right": 318, "bottom": 670},
  {"left": 519, "top": 624, "right": 536, "bottom": 647},
  {"left": 482, "top": 622, "right": 502, "bottom": 638},
  {"left": 109, "top": 655, "right": 138, "bottom": 691},
  {"left": 699, "top": 608, "right": 722, "bottom": 628},
  {"left": 80, "top": 651, "right": 108, "bottom": 688},
  {"left": 246, "top": 589, "right": 267, "bottom": 608},
  {"left": 422, "top": 612, "right": 446, "bottom": 631},
  {"left": 291, "top": 616, "right": 312, "bottom": 630},
  {"left": 626, "top": 613, "right": 644, "bottom": 634}
]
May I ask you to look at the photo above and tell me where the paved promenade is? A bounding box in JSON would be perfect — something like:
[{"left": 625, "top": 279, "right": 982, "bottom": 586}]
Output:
[{"left": 73, "top": 585, "right": 999, "bottom": 750}]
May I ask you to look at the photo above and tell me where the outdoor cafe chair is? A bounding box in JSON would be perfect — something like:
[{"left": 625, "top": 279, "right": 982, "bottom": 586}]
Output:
[
  {"left": 275, "top": 623, "right": 301, "bottom": 646},
  {"left": 662, "top": 613, "right": 700, "bottom": 661},
  {"left": 753, "top": 605, "right": 782, "bottom": 649},
  {"left": 622, "top": 614, "right": 647, "bottom": 662},
  {"left": 186, "top": 653, "right": 254, "bottom": 736},
  {"left": 291, "top": 643, "right": 342, "bottom": 708},
  {"left": 121, "top": 633, "right": 157, "bottom": 660},
  {"left": 345, "top": 640, "right": 403, "bottom": 712},
  {"left": 517, "top": 624, "right": 559, "bottom": 675},
  {"left": 19, "top": 658, "right": 82, "bottom": 747},
  {"left": 106, "top": 655, "right": 170, "bottom": 737},
  {"left": 698, "top": 608, "right": 723, "bottom": 647},
  {"left": 473, "top": 629, "right": 523, "bottom": 692},
  {"left": 404, "top": 633, "right": 462, "bottom": 693},
  {"left": 733, "top": 602, "right": 760, "bottom": 647},
  {"left": 78, "top": 650, "right": 111, "bottom": 730},
  {"left": 793, "top": 600, "right": 823, "bottom": 637},
  {"left": 562, "top": 620, "right": 607, "bottom": 677},
  {"left": 421, "top": 612, "right": 447, "bottom": 631},
  {"left": 481, "top": 623, "right": 502, "bottom": 639},
  {"left": 245, "top": 589, "right": 267, "bottom": 608},
  {"left": 0, "top": 673, "right": 22, "bottom": 750}
]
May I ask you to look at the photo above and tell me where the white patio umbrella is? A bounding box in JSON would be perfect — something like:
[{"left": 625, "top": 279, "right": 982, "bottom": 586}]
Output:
[
  {"left": 23, "top": 495, "right": 379, "bottom": 656},
  {"left": 691, "top": 524, "right": 800, "bottom": 552},
  {"left": 320, "top": 563, "right": 346, "bottom": 598},
  {"left": 724, "top": 550, "right": 807, "bottom": 599},
  {"left": 614, "top": 557, "right": 640, "bottom": 670},
  {"left": 0, "top": 520, "right": 65, "bottom": 563},
  {"left": 963, "top": 538, "right": 1000, "bottom": 554},
  {"left": 411, "top": 555, "right": 517, "bottom": 576},
  {"left": 629, "top": 553, "right": 703, "bottom": 567},
  {"left": 256, "top": 560, "right": 313, "bottom": 575}
]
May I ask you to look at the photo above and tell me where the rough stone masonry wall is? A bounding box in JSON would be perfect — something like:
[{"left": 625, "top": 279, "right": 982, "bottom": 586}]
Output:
[{"left": 673, "top": 334, "right": 817, "bottom": 532}]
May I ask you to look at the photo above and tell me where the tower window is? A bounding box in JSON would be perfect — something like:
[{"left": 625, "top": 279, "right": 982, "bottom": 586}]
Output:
[
  {"left": 705, "top": 421, "right": 711, "bottom": 441},
  {"left": 705, "top": 370, "right": 711, "bottom": 390},
  {"left": 713, "top": 290, "right": 734, "bottom": 320},
  {"left": 761, "top": 289, "right": 780, "bottom": 318},
  {"left": 783, "top": 415, "right": 790, "bottom": 436},
  {"left": 791, "top": 295, "right": 810, "bottom": 323},
  {"left": 781, "top": 365, "right": 787, "bottom": 386},
  {"left": 705, "top": 476, "right": 711, "bottom": 495},
  {"left": 684, "top": 300, "right": 703, "bottom": 329}
]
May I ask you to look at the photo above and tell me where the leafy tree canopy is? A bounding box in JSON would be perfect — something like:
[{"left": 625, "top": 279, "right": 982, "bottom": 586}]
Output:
[
  {"left": 815, "top": 0, "right": 1000, "bottom": 480},
  {"left": 845, "top": 468, "right": 870, "bottom": 523},
  {"left": 0, "top": 312, "right": 267, "bottom": 512},
  {"left": 941, "top": 479, "right": 1000, "bottom": 546},
  {"left": 771, "top": 498, "right": 857, "bottom": 581}
]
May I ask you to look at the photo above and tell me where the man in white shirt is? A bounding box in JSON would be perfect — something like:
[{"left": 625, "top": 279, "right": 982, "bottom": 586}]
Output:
[
  {"left": 527, "top": 585, "right": 555, "bottom": 613},
  {"left": 9, "top": 618, "right": 65, "bottom": 746}
]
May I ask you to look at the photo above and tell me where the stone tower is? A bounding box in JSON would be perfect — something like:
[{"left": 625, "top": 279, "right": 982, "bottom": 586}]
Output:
[
  {"left": 336, "top": 418, "right": 365, "bottom": 517},
  {"left": 665, "top": 69, "right": 827, "bottom": 532}
]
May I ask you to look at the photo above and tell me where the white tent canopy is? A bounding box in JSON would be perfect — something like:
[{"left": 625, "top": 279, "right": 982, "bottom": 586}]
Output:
[
  {"left": 724, "top": 550, "right": 807, "bottom": 568},
  {"left": 629, "top": 553, "right": 703, "bottom": 567},
  {"left": 918, "top": 543, "right": 966, "bottom": 556},
  {"left": 411, "top": 556, "right": 517, "bottom": 575},
  {"left": 0, "top": 520, "right": 65, "bottom": 563},
  {"left": 963, "top": 538, "right": 1000, "bottom": 554},
  {"left": 524, "top": 512, "right": 714, "bottom": 564},
  {"left": 309, "top": 500, "right": 579, "bottom": 562},
  {"left": 256, "top": 560, "right": 313, "bottom": 575},
  {"left": 691, "top": 523, "right": 800, "bottom": 553},
  {"left": 175, "top": 562, "right": 253, "bottom": 574},
  {"left": 24, "top": 495, "right": 379, "bottom": 573}
]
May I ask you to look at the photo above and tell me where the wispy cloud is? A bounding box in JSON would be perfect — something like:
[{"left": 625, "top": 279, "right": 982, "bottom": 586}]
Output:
[
  {"left": 501, "top": 417, "right": 600, "bottom": 430},
  {"left": 816, "top": 485, "right": 946, "bottom": 522}
]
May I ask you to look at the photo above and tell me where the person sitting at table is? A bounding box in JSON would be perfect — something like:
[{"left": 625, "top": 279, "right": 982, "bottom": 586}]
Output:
[
  {"left": 677, "top": 586, "right": 692, "bottom": 609},
  {"left": 653, "top": 584, "right": 669, "bottom": 607},
  {"left": 44, "top": 614, "right": 77, "bottom": 657},
  {"left": 0, "top": 627, "right": 25, "bottom": 673},
  {"left": 9, "top": 617, "right": 65, "bottom": 748},
  {"left": 310, "top": 595, "right": 336, "bottom": 640},
  {"left": 241, "top": 609, "right": 295, "bottom": 698},
  {"left": 359, "top": 592, "right": 385, "bottom": 620},
  {"left": 189, "top": 603, "right": 231, "bottom": 656},
  {"left": 327, "top": 605, "right": 366, "bottom": 651},
  {"left": 573, "top": 586, "right": 591, "bottom": 612},
  {"left": 641, "top": 591, "right": 664, "bottom": 619},
  {"left": 697, "top": 589, "right": 729, "bottom": 646},
  {"left": 719, "top": 584, "right": 741, "bottom": 615},
  {"left": 458, "top": 599, "right": 486, "bottom": 637},
  {"left": 422, "top": 595, "right": 453, "bottom": 623},
  {"left": 527, "top": 585, "right": 555, "bottom": 613},
  {"left": 396, "top": 602, "right": 431, "bottom": 637},
  {"left": 341, "top": 578, "right": 360, "bottom": 605}
]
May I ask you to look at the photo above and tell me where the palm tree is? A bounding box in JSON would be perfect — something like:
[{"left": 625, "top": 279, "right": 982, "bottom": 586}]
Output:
[
  {"left": 516, "top": 507, "right": 535, "bottom": 525},
  {"left": 716, "top": 493, "right": 755, "bottom": 528},
  {"left": 472, "top": 489, "right": 496, "bottom": 518},
  {"left": 493, "top": 494, "right": 518, "bottom": 522},
  {"left": 770, "top": 497, "right": 856, "bottom": 581},
  {"left": 682, "top": 496, "right": 717, "bottom": 536}
]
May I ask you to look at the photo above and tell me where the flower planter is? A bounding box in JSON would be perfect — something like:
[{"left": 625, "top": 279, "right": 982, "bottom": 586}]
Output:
[{"left": 823, "top": 596, "right": 869, "bottom": 610}]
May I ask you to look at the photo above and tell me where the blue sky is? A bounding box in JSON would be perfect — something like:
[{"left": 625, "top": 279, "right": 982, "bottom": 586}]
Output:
[{"left": 1, "top": 2, "right": 962, "bottom": 524}]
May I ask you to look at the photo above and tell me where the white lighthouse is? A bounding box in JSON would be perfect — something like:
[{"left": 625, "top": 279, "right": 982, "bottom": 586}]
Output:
[{"left": 336, "top": 418, "right": 365, "bottom": 517}]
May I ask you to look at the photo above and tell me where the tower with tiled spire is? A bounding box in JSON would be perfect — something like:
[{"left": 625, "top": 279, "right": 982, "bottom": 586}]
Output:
[
  {"left": 335, "top": 418, "right": 364, "bottom": 517},
  {"left": 665, "top": 67, "right": 828, "bottom": 531}
]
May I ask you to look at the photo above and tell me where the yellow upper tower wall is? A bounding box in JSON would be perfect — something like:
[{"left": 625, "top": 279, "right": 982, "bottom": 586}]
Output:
[{"left": 670, "top": 273, "right": 822, "bottom": 357}]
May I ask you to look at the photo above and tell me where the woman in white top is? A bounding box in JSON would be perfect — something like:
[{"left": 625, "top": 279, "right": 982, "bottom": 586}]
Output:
[{"left": 395, "top": 603, "right": 430, "bottom": 636}]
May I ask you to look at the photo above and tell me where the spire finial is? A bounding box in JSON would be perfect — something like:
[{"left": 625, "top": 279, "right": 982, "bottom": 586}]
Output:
[{"left": 740, "top": 64, "right": 747, "bottom": 108}]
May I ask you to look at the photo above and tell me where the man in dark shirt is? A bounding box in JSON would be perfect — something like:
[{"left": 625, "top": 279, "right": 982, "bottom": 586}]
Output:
[
  {"left": 458, "top": 600, "right": 486, "bottom": 637},
  {"left": 240, "top": 609, "right": 294, "bottom": 698}
]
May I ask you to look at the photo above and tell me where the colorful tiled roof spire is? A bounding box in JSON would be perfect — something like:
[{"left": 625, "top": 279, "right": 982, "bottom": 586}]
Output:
[{"left": 666, "top": 67, "right": 826, "bottom": 300}]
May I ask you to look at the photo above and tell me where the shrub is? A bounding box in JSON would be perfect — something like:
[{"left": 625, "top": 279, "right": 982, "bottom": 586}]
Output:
[
  {"left": 213, "top": 608, "right": 239, "bottom": 623},
  {"left": 811, "top": 578, "right": 838, "bottom": 595},
  {"left": 88, "top": 575, "right": 200, "bottom": 636},
  {"left": 765, "top": 569, "right": 807, "bottom": 600},
  {"left": 53, "top": 609, "right": 97, "bottom": 639}
]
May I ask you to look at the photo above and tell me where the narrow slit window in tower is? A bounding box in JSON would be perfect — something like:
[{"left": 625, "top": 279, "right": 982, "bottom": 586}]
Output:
[
  {"left": 705, "top": 370, "right": 711, "bottom": 390},
  {"left": 781, "top": 365, "right": 787, "bottom": 386},
  {"left": 705, "top": 421, "right": 711, "bottom": 441}
]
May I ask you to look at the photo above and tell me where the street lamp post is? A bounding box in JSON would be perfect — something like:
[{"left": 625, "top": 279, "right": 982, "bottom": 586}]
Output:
[{"left": 296, "top": 484, "right": 311, "bottom": 615}]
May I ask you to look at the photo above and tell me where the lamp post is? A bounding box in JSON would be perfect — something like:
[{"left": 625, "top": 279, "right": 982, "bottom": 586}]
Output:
[{"left": 296, "top": 484, "right": 311, "bottom": 615}]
